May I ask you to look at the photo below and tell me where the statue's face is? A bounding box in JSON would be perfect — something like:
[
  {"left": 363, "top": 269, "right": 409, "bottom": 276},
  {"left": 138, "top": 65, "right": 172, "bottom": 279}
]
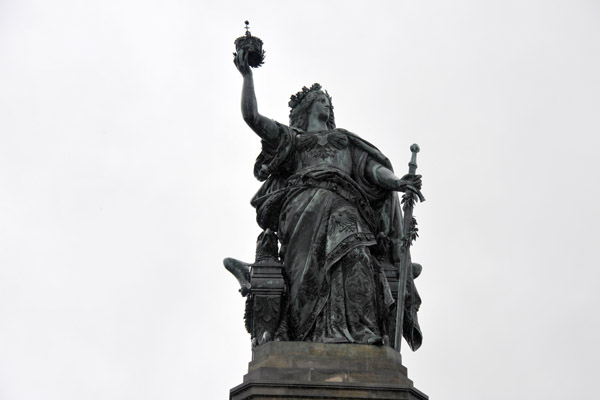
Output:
[{"left": 309, "top": 94, "right": 331, "bottom": 121}]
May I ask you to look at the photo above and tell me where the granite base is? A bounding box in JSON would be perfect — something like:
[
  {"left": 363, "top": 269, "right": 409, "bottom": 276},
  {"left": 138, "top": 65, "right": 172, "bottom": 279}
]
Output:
[{"left": 230, "top": 342, "right": 427, "bottom": 400}]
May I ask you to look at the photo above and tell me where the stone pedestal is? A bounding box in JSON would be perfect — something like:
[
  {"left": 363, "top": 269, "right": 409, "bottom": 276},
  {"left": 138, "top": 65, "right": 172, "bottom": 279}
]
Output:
[{"left": 230, "top": 342, "right": 428, "bottom": 400}]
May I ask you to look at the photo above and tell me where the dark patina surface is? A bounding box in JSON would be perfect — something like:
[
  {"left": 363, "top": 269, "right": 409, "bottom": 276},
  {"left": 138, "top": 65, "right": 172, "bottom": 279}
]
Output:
[{"left": 225, "top": 24, "right": 424, "bottom": 353}]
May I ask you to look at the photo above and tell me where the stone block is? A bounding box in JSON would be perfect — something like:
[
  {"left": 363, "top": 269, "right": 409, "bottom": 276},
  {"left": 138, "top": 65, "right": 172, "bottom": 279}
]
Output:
[{"left": 230, "top": 342, "right": 428, "bottom": 400}]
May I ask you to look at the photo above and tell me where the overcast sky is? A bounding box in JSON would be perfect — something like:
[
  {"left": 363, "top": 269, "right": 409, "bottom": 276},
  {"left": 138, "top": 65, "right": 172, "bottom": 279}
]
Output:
[{"left": 1, "top": 1, "right": 599, "bottom": 399}]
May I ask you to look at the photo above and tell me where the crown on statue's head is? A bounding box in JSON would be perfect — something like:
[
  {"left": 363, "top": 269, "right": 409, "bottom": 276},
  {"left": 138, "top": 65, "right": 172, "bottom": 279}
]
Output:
[
  {"left": 234, "top": 20, "right": 265, "bottom": 68},
  {"left": 288, "top": 83, "right": 324, "bottom": 109}
]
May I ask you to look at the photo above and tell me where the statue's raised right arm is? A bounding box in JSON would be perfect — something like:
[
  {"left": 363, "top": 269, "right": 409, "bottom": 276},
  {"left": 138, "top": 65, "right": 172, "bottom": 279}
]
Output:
[{"left": 234, "top": 50, "right": 279, "bottom": 143}]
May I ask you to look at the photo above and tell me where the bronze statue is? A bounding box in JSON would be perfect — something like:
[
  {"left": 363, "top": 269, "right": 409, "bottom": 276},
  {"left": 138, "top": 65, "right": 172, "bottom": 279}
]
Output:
[{"left": 226, "top": 24, "right": 424, "bottom": 352}]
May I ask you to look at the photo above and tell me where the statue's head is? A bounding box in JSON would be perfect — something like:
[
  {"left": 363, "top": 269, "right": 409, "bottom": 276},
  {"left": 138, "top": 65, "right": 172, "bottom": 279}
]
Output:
[{"left": 289, "top": 83, "right": 336, "bottom": 131}]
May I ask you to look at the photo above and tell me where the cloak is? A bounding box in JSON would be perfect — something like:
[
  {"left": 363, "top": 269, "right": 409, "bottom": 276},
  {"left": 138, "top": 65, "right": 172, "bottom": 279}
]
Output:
[{"left": 249, "top": 123, "right": 422, "bottom": 349}]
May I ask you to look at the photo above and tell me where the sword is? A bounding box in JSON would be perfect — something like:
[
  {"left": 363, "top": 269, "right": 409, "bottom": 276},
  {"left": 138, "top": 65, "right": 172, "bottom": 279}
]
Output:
[{"left": 394, "top": 143, "right": 422, "bottom": 351}]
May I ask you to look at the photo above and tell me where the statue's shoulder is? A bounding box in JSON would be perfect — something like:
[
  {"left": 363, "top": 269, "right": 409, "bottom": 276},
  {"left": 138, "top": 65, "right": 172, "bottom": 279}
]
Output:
[
  {"left": 334, "top": 128, "right": 362, "bottom": 142},
  {"left": 336, "top": 128, "right": 392, "bottom": 168},
  {"left": 272, "top": 121, "right": 300, "bottom": 137},
  {"left": 259, "top": 120, "right": 297, "bottom": 148},
  {"left": 336, "top": 128, "right": 375, "bottom": 149}
]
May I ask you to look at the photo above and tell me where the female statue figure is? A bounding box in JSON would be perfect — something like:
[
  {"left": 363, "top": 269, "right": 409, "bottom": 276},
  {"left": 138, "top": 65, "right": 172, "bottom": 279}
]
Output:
[{"left": 233, "top": 50, "right": 422, "bottom": 348}]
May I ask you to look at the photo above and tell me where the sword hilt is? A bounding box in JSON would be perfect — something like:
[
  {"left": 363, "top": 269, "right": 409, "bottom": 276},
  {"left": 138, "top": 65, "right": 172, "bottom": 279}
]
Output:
[
  {"left": 408, "top": 143, "right": 419, "bottom": 174},
  {"left": 407, "top": 144, "right": 424, "bottom": 202}
]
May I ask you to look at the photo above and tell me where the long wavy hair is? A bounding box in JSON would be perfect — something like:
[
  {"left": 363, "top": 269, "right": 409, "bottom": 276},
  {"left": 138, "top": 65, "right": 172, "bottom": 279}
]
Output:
[{"left": 289, "top": 86, "right": 336, "bottom": 131}]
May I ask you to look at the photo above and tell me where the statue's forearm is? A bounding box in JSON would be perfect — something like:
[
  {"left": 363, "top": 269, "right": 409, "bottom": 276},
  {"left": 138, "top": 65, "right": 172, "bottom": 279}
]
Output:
[
  {"left": 241, "top": 74, "right": 259, "bottom": 125},
  {"left": 367, "top": 160, "right": 402, "bottom": 191},
  {"left": 239, "top": 73, "right": 278, "bottom": 143}
]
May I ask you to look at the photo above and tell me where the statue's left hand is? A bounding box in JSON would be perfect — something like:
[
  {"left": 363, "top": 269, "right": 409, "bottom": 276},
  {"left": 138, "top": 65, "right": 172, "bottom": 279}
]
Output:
[
  {"left": 398, "top": 174, "right": 422, "bottom": 192},
  {"left": 396, "top": 174, "right": 424, "bottom": 201}
]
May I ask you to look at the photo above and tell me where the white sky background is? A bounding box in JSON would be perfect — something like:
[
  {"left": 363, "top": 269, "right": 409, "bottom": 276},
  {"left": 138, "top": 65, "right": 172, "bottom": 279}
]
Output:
[{"left": 1, "top": 0, "right": 599, "bottom": 399}]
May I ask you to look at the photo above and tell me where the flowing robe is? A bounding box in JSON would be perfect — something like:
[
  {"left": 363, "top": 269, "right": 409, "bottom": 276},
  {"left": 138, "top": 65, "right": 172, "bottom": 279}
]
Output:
[{"left": 251, "top": 123, "right": 422, "bottom": 348}]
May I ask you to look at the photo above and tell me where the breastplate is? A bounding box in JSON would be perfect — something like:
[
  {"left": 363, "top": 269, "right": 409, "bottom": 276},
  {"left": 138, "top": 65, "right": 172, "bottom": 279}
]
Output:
[{"left": 296, "top": 130, "right": 352, "bottom": 173}]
